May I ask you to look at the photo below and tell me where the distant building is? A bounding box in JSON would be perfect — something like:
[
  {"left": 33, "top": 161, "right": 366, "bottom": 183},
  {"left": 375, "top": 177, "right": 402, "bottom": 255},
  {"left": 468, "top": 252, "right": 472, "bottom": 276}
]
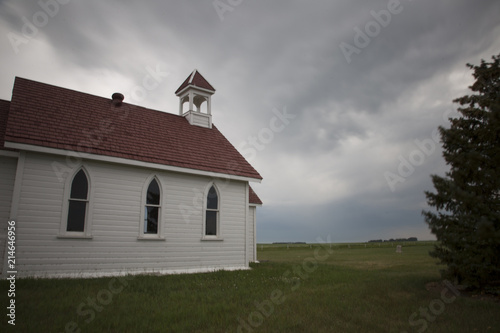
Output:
[{"left": 0, "top": 70, "right": 262, "bottom": 278}]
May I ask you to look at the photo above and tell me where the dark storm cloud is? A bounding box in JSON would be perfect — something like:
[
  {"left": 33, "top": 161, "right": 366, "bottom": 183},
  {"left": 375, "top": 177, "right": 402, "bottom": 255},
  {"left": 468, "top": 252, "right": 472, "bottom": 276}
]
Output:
[{"left": 1, "top": 0, "right": 499, "bottom": 242}]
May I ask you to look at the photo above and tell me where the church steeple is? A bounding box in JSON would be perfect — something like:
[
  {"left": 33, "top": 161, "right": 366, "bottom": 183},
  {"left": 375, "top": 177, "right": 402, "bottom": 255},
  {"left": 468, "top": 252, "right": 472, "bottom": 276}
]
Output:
[{"left": 175, "top": 69, "right": 216, "bottom": 129}]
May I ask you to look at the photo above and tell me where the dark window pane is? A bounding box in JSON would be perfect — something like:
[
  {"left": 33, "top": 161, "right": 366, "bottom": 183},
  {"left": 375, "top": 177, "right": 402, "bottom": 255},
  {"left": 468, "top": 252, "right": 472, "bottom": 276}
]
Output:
[
  {"left": 70, "top": 170, "right": 88, "bottom": 199},
  {"left": 207, "top": 186, "right": 218, "bottom": 209},
  {"left": 145, "top": 206, "right": 159, "bottom": 234},
  {"left": 67, "top": 200, "right": 86, "bottom": 232},
  {"left": 147, "top": 179, "right": 160, "bottom": 205},
  {"left": 206, "top": 211, "right": 217, "bottom": 235}
]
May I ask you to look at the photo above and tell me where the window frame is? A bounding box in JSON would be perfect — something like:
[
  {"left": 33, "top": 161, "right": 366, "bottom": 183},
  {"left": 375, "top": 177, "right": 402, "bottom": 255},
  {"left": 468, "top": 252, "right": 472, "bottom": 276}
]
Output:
[
  {"left": 202, "top": 183, "right": 223, "bottom": 241},
  {"left": 58, "top": 166, "right": 93, "bottom": 239},
  {"left": 138, "top": 175, "right": 165, "bottom": 240}
]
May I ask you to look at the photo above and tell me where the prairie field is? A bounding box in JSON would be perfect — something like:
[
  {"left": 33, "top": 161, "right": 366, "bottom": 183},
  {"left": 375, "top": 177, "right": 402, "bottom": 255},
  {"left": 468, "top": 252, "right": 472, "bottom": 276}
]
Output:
[{"left": 1, "top": 242, "right": 499, "bottom": 332}]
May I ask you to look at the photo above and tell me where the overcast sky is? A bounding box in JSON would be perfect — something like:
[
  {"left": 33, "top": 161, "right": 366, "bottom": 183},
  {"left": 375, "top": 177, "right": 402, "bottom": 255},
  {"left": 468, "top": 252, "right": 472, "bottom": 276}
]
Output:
[{"left": 1, "top": 0, "right": 499, "bottom": 243}]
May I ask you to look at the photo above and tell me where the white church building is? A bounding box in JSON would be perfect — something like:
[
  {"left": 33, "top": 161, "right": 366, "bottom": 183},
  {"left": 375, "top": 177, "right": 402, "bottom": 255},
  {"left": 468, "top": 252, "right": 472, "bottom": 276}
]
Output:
[{"left": 0, "top": 70, "right": 262, "bottom": 278}]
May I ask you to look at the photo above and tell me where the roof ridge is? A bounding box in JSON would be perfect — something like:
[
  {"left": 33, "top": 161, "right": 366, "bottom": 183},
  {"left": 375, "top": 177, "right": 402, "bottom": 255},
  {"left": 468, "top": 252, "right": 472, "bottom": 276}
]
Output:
[
  {"left": 192, "top": 69, "right": 215, "bottom": 92},
  {"left": 13, "top": 76, "right": 114, "bottom": 102},
  {"left": 189, "top": 69, "right": 197, "bottom": 84},
  {"left": 12, "top": 76, "right": 185, "bottom": 118}
]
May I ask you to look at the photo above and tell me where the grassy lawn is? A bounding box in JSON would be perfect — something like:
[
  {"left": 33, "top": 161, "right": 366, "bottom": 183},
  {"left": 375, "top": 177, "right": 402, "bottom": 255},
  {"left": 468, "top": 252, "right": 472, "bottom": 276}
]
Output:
[{"left": 1, "top": 242, "right": 499, "bottom": 332}]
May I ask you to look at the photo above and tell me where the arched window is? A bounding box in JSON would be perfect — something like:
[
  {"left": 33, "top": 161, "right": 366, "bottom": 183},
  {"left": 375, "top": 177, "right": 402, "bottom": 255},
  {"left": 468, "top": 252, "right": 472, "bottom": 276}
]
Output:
[
  {"left": 67, "top": 169, "right": 89, "bottom": 232},
  {"left": 205, "top": 185, "right": 219, "bottom": 236},
  {"left": 144, "top": 178, "right": 161, "bottom": 234}
]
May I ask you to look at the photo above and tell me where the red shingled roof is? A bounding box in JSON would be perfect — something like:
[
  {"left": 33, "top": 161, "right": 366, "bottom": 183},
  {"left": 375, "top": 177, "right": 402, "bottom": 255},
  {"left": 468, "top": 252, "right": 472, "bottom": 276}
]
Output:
[
  {"left": 249, "top": 186, "right": 262, "bottom": 205},
  {"left": 175, "top": 69, "right": 215, "bottom": 95},
  {"left": 4, "top": 77, "right": 262, "bottom": 180}
]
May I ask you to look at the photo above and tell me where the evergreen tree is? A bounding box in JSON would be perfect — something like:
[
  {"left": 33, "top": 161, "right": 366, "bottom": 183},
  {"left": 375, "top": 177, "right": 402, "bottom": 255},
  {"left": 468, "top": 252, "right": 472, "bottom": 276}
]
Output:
[{"left": 423, "top": 54, "right": 500, "bottom": 289}]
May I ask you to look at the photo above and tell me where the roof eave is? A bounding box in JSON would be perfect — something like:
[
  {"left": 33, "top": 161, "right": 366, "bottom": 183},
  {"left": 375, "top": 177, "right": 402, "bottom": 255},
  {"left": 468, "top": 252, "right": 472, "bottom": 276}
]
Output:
[
  {"left": 4, "top": 141, "right": 263, "bottom": 183},
  {"left": 175, "top": 84, "right": 215, "bottom": 97}
]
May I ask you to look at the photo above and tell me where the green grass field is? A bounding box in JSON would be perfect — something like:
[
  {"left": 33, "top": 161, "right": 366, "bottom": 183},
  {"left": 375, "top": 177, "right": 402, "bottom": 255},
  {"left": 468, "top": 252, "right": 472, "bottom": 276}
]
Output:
[{"left": 1, "top": 242, "right": 499, "bottom": 332}]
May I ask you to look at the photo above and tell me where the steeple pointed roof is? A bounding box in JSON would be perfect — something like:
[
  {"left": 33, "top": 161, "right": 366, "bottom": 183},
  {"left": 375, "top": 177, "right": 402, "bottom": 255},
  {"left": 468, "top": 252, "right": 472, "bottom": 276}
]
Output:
[{"left": 175, "top": 69, "right": 215, "bottom": 95}]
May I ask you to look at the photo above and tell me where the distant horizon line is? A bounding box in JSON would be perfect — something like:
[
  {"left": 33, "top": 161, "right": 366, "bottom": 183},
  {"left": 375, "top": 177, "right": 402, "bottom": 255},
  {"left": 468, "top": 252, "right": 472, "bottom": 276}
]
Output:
[{"left": 257, "top": 239, "right": 437, "bottom": 244}]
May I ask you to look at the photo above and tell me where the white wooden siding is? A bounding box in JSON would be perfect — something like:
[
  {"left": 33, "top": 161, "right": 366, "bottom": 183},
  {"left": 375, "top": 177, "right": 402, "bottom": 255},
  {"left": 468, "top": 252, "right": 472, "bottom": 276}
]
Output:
[
  {"left": 248, "top": 206, "right": 256, "bottom": 262},
  {"left": 14, "top": 151, "right": 250, "bottom": 278},
  {"left": 184, "top": 111, "right": 211, "bottom": 128},
  {"left": 0, "top": 156, "right": 17, "bottom": 274}
]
